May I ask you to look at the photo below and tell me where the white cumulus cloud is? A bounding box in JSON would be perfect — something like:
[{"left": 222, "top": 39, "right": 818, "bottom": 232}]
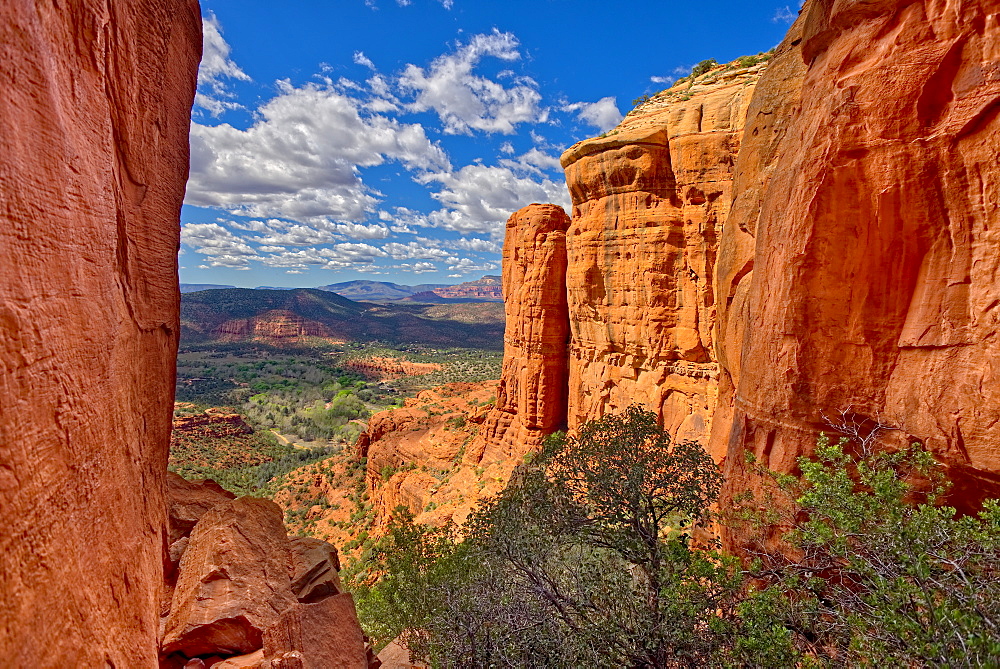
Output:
[
  {"left": 187, "top": 80, "right": 450, "bottom": 224},
  {"left": 399, "top": 30, "right": 546, "bottom": 135},
  {"left": 195, "top": 14, "right": 251, "bottom": 116},
  {"left": 564, "top": 97, "right": 623, "bottom": 132}
]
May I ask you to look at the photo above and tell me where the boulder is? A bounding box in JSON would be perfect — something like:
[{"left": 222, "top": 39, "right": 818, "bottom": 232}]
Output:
[
  {"left": 161, "top": 498, "right": 297, "bottom": 659},
  {"left": 289, "top": 537, "right": 343, "bottom": 603},
  {"left": 167, "top": 471, "right": 237, "bottom": 543}
]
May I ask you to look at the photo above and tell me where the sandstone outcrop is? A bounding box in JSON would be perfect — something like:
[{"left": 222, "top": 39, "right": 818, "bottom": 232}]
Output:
[
  {"left": 711, "top": 0, "right": 1000, "bottom": 546},
  {"left": 560, "top": 63, "right": 763, "bottom": 443},
  {"left": 161, "top": 478, "right": 374, "bottom": 668},
  {"left": 473, "top": 204, "right": 572, "bottom": 463},
  {"left": 216, "top": 310, "right": 339, "bottom": 343},
  {"left": 342, "top": 356, "right": 443, "bottom": 381},
  {"left": 0, "top": 0, "right": 199, "bottom": 663},
  {"left": 354, "top": 383, "right": 503, "bottom": 535},
  {"left": 162, "top": 497, "right": 299, "bottom": 658},
  {"left": 346, "top": 205, "right": 572, "bottom": 538}
]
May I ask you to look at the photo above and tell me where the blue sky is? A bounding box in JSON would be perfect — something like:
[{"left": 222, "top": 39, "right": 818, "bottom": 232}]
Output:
[{"left": 181, "top": 0, "right": 799, "bottom": 288}]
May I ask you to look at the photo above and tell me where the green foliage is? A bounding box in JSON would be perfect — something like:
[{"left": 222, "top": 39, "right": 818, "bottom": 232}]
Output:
[
  {"left": 350, "top": 415, "right": 1000, "bottom": 668},
  {"left": 690, "top": 58, "right": 718, "bottom": 78},
  {"left": 748, "top": 435, "right": 1000, "bottom": 666},
  {"left": 631, "top": 93, "right": 653, "bottom": 108},
  {"left": 352, "top": 407, "right": 784, "bottom": 667}
]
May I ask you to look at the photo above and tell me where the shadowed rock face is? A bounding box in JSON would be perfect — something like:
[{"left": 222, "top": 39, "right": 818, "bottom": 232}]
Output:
[
  {"left": 560, "top": 68, "right": 762, "bottom": 443},
  {"left": 0, "top": 0, "right": 200, "bottom": 664},
  {"left": 712, "top": 0, "right": 1000, "bottom": 546}
]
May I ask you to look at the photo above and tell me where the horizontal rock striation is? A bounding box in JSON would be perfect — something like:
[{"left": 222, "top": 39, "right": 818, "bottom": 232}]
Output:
[
  {"left": 560, "top": 66, "right": 762, "bottom": 443},
  {"left": 473, "top": 204, "right": 572, "bottom": 464},
  {"left": 0, "top": 0, "right": 199, "bottom": 664}
]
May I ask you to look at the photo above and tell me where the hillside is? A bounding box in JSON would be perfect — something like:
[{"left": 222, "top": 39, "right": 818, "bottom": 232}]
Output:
[{"left": 180, "top": 288, "right": 504, "bottom": 349}]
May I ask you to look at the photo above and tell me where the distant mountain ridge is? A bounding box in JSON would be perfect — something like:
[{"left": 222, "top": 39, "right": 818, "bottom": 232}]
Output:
[
  {"left": 314, "top": 280, "right": 448, "bottom": 301},
  {"left": 180, "top": 276, "right": 503, "bottom": 302},
  {"left": 180, "top": 283, "right": 236, "bottom": 293}
]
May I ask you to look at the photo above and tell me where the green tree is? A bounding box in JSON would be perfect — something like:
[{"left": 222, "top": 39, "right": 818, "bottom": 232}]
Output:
[
  {"left": 742, "top": 435, "right": 1000, "bottom": 667},
  {"left": 353, "top": 407, "right": 785, "bottom": 667}
]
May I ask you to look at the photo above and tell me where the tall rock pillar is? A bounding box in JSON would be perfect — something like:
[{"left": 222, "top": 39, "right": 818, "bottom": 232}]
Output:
[{"left": 473, "top": 203, "right": 571, "bottom": 463}]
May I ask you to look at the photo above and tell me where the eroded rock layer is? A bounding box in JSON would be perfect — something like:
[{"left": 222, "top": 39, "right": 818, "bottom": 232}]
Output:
[
  {"left": 560, "top": 66, "right": 762, "bottom": 442},
  {"left": 474, "top": 204, "right": 572, "bottom": 463},
  {"left": 0, "top": 1, "right": 199, "bottom": 663},
  {"left": 711, "top": 0, "right": 1000, "bottom": 542},
  {"left": 351, "top": 205, "right": 571, "bottom": 535}
]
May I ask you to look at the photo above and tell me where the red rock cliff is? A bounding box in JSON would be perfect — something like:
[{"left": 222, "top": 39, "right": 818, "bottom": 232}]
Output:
[
  {"left": 712, "top": 0, "right": 1000, "bottom": 541},
  {"left": 560, "top": 66, "right": 762, "bottom": 443},
  {"left": 472, "top": 204, "right": 571, "bottom": 463},
  {"left": 0, "top": 0, "right": 200, "bottom": 664}
]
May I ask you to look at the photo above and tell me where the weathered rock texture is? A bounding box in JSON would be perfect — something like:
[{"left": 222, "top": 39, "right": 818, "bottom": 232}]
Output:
[
  {"left": 347, "top": 205, "right": 571, "bottom": 538},
  {"left": 712, "top": 0, "right": 1000, "bottom": 540},
  {"left": 560, "top": 65, "right": 762, "bottom": 443},
  {"left": 474, "top": 204, "right": 571, "bottom": 463},
  {"left": 342, "top": 356, "right": 443, "bottom": 381},
  {"left": 215, "top": 310, "right": 339, "bottom": 343},
  {"left": 355, "top": 383, "right": 503, "bottom": 536},
  {"left": 0, "top": 0, "right": 200, "bottom": 664},
  {"left": 161, "top": 478, "right": 373, "bottom": 668}
]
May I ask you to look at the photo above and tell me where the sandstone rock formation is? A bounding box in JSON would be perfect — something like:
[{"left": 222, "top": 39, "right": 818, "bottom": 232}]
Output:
[
  {"left": 215, "top": 310, "right": 339, "bottom": 343},
  {"left": 347, "top": 204, "right": 572, "bottom": 537},
  {"left": 161, "top": 478, "right": 373, "bottom": 668},
  {"left": 560, "top": 64, "right": 762, "bottom": 444},
  {"left": 354, "top": 382, "right": 502, "bottom": 535},
  {"left": 711, "top": 0, "right": 1000, "bottom": 541},
  {"left": 342, "top": 356, "right": 443, "bottom": 381},
  {"left": 473, "top": 204, "right": 572, "bottom": 463},
  {"left": 0, "top": 0, "right": 199, "bottom": 664}
]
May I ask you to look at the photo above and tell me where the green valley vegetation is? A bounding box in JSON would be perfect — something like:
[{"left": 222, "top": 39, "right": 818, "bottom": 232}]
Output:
[
  {"left": 349, "top": 408, "right": 1000, "bottom": 668},
  {"left": 171, "top": 340, "right": 500, "bottom": 499}
]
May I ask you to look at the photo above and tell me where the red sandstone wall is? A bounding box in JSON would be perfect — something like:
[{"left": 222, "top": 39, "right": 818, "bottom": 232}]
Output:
[
  {"left": 0, "top": 1, "right": 200, "bottom": 663},
  {"left": 711, "top": 0, "right": 1000, "bottom": 540},
  {"left": 560, "top": 68, "right": 761, "bottom": 443}
]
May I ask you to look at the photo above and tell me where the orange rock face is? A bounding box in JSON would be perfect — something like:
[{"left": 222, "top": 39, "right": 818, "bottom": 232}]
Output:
[
  {"left": 0, "top": 0, "right": 199, "bottom": 664},
  {"left": 475, "top": 204, "right": 571, "bottom": 462},
  {"left": 357, "top": 383, "right": 503, "bottom": 534},
  {"left": 560, "top": 67, "right": 762, "bottom": 443},
  {"left": 342, "top": 356, "right": 443, "bottom": 381},
  {"left": 215, "top": 309, "right": 339, "bottom": 343},
  {"left": 712, "top": 0, "right": 1000, "bottom": 539}
]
